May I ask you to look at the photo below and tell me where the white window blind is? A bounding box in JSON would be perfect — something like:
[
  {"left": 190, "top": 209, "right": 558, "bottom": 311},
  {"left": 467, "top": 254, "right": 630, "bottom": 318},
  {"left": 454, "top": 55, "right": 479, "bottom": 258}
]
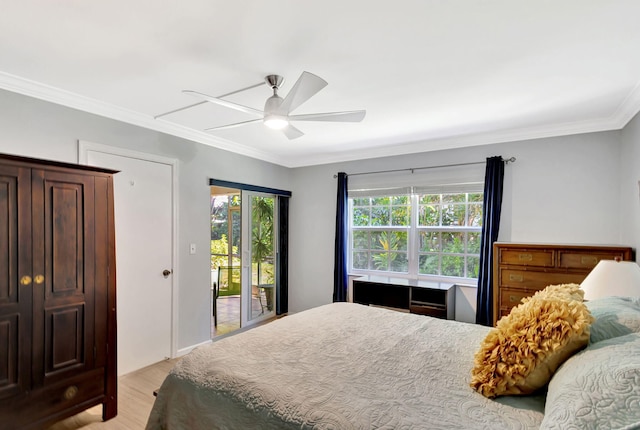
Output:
[{"left": 347, "top": 163, "right": 485, "bottom": 197}]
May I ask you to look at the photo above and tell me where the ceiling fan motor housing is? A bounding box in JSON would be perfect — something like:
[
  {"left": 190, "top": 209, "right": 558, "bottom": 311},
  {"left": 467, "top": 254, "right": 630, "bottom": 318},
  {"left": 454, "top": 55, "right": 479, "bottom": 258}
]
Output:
[{"left": 265, "top": 74, "right": 284, "bottom": 89}]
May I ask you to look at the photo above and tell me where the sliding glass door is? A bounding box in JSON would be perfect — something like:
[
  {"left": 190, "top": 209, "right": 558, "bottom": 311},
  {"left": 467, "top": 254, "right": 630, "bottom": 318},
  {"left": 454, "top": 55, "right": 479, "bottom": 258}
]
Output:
[
  {"left": 210, "top": 178, "right": 289, "bottom": 336},
  {"left": 241, "top": 191, "right": 278, "bottom": 326}
]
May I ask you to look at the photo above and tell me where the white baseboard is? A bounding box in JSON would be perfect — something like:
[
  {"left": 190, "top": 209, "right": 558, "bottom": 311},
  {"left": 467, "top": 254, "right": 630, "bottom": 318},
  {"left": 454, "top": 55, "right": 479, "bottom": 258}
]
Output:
[{"left": 177, "top": 339, "right": 212, "bottom": 357}]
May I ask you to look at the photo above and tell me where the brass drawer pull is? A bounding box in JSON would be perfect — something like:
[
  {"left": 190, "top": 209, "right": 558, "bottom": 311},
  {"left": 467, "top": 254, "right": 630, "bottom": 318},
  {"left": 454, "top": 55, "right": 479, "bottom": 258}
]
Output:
[
  {"left": 34, "top": 275, "right": 44, "bottom": 284},
  {"left": 20, "top": 275, "right": 32, "bottom": 285},
  {"left": 509, "top": 295, "right": 520, "bottom": 303},
  {"left": 518, "top": 253, "right": 533, "bottom": 262},
  {"left": 580, "top": 256, "right": 599, "bottom": 266},
  {"left": 64, "top": 385, "right": 78, "bottom": 400},
  {"left": 509, "top": 274, "right": 524, "bottom": 282}
]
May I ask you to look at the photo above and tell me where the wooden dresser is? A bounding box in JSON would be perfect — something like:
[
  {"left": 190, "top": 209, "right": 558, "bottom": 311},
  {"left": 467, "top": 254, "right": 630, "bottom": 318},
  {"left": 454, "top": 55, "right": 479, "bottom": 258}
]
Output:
[
  {"left": 0, "top": 153, "right": 117, "bottom": 429},
  {"left": 492, "top": 243, "right": 633, "bottom": 325}
]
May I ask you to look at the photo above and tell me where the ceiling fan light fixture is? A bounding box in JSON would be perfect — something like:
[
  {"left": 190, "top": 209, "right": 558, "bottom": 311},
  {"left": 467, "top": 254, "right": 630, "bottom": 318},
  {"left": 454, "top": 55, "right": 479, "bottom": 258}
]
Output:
[
  {"left": 186, "top": 71, "right": 365, "bottom": 140},
  {"left": 264, "top": 114, "right": 289, "bottom": 130}
]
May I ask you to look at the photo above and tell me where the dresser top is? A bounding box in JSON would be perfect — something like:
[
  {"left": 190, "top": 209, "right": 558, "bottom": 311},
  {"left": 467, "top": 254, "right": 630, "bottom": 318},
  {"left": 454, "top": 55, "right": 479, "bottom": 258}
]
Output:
[{"left": 494, "top": 242, "right": 632, "bottom": 251}]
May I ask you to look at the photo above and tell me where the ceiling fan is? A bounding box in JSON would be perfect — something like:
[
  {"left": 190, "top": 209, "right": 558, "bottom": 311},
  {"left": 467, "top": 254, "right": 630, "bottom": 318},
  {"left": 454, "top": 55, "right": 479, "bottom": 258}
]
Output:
[{"left": 183, "top": 71, "right": 366, "bottom": 140}]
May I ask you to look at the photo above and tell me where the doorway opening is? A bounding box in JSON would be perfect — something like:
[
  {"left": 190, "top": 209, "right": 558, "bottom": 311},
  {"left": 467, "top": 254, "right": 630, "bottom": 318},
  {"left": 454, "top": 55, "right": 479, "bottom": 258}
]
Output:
[
  {"left": 210, "top": 179, "right": 290, "bottom": 339},
  {"left": 210, "top": 186, "right": 282, "bottom": 338}
]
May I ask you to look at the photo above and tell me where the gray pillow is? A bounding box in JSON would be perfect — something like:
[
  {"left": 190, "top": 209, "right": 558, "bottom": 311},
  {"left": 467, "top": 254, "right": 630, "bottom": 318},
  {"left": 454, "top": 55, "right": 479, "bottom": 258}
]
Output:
[
  {"left": 541, "top": 333, "right": 640, "bottom": 430},
  {"left": 585, "top": 296, "right": 640, "bottom": 344}
]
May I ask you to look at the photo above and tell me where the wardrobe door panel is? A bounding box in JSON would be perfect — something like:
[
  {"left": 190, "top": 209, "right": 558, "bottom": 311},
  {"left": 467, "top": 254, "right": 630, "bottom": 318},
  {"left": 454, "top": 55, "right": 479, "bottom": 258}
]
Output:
[
  {"left": 45, "top": 304, "right": 84, "bottom": 374},
  {"left": 0, "top": 165, "right": 31, "bottom": 400},
  {"left": 32, "top": 170, "right": 96, "bottom": 387},
  {"left": 0, "top": 313, "right": 20, "bottom": 399}
]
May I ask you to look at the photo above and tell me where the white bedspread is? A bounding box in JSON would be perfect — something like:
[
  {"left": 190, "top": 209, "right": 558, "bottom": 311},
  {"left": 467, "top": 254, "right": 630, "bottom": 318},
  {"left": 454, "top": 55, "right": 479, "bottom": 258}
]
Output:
[{"left": 147, "top": 303, "right": 544, "bottom": 429}]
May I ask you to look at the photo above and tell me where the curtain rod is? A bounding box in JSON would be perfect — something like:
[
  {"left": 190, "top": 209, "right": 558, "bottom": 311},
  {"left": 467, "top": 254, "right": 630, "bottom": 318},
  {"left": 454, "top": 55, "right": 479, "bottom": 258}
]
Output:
[{"left": 333, "top": 156, "right": 516, "bottom": 178}]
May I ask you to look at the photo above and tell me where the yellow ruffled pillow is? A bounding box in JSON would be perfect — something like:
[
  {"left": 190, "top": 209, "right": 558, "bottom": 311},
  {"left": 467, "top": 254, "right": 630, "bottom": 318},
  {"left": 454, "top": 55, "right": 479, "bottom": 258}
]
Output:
[{"left": 470, "top": 284, "right": 594, "bottom": 398}]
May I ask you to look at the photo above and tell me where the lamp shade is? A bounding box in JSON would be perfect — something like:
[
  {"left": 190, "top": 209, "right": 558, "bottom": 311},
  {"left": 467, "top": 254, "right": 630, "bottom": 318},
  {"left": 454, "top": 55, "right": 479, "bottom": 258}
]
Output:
[{"left": 580, "top": 260, "right": 640, "bottom": 300}]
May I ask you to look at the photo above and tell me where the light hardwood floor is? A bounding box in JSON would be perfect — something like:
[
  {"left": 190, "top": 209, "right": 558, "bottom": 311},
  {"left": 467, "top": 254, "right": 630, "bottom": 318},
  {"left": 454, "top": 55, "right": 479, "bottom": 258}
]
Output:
[
  {"left": 47, "top": 358, "right": 180, "bottom": 430},
  {"left": 48, "top": 304, "right": 277, "bottom": 430}
]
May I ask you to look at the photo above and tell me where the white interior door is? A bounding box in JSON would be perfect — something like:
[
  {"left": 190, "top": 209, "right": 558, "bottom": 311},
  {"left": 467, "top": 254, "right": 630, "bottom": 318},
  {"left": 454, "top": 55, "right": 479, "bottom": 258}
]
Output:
[
  {"left": 81, "top": 145, "right": 174, "bottom": 375},
  {"left": 240, "top": 191, "right": 277, "bottom": 327}
]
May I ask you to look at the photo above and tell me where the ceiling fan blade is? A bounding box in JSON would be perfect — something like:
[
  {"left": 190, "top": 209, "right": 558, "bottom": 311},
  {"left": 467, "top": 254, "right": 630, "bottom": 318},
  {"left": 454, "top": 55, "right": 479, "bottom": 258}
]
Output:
[
  {"left": 205, "top": 118, "right": 262, "bottom": 131},
  {"left": 281, "top": 124, "right": 304, "bottom": 140},
  {"left": 183, "top": 90, "right": 263, "bottom": 116},
  {"left": 288, "top": 110, "right": 366, "bottom": 123},
  {"left": 276, "top": 71, "right": 328, "bottom": 115}
]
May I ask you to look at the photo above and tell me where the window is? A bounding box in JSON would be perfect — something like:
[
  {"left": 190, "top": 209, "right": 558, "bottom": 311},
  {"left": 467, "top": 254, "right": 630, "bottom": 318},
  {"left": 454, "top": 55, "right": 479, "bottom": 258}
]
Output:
[
  {"left": 351, "top": 195, "right": 410, "bottom": 272},
  {"left": 416, "top": 192, "right": 483, "bottom": 278},
  {"left": 349, "top": 190, "right": 483, "bottom": 281}
]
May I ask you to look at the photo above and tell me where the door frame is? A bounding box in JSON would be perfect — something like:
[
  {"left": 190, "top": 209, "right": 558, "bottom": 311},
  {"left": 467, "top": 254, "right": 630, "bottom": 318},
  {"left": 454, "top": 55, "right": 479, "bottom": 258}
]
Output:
[{"left": 78, "top": 140, "right": 179, "bottom": 359}]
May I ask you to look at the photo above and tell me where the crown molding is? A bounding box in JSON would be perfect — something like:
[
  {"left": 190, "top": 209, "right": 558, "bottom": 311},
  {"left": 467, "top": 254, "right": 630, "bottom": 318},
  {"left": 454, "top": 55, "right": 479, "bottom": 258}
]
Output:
[
  {"left": 0, "top": 71, "right": 283, "bottom": 165},
  {"left": 2, "top": 71, "right": 639, "bottom": 169},
  {"left": 288, "top": 87, "right": 640, "bottom": 167},
  {"left": 289, "top": 119, "right": 617, "bottom": 167},
  {"left": 611, "top": 80, "right": 640, "bottom": 126}
]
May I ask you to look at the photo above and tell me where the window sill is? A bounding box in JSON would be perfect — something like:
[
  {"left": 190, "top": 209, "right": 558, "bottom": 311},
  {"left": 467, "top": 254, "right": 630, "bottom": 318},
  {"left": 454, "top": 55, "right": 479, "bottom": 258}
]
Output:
[{"left": 349, "top": 272, "right": 478, "bottom": 289}]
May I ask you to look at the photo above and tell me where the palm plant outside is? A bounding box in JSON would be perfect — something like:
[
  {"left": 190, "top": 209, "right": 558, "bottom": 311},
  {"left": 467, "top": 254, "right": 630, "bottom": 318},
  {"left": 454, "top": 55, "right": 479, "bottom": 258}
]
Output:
[
  {"left": 251, "top": 197, "right": 274, "bottom": 310},
  {"left": 252, "top": 197, "right": 275, "bottom": 309},
  {"left": 352, "top": 193, "right": 482, "bottom": 278}
]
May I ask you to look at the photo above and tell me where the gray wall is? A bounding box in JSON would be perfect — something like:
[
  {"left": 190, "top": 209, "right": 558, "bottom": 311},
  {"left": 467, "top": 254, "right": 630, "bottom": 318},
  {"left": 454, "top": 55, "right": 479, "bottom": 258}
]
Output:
[
  {"left": 620, "top": 111, "right": 640, "bottom": 259},
  {"left": 289, "top": 131, "right": 626, "bottom": 318},
  {"left": 0, "top": 89, "right": 292, "bottom": 351},
  {"left": 1, "top": 88, "right": 637, "bottom": 349}
]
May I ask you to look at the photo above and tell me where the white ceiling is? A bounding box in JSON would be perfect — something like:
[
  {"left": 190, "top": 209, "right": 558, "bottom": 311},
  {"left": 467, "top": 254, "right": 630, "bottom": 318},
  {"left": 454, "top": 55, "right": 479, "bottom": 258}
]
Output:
[{"left": 1, "top": 1, "right": 640, "bottom": 167}]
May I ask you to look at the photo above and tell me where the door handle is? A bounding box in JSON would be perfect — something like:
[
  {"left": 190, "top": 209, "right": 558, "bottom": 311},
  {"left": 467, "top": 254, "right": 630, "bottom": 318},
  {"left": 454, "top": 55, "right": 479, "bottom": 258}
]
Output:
[{"left": 162, "top": 269, "right": 172, "bottom": 278}]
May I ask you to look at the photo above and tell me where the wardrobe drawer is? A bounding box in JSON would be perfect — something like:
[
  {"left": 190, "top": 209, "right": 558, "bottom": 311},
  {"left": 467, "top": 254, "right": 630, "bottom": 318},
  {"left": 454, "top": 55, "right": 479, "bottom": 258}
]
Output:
[
  {"left": 2, "top": 368, "right": 106, "bottom": 429},
  {"left": 558, "top": 251, "right": 627, "bottom": 270},
  {"left": 499, "top": 269, "right": 585, "bottom": 289},
  {"left": 30, "top": 369, "right": 105, "bottom": 423},
  {"left": 499, "top": 249, "right": 554, "bottom": 267}
]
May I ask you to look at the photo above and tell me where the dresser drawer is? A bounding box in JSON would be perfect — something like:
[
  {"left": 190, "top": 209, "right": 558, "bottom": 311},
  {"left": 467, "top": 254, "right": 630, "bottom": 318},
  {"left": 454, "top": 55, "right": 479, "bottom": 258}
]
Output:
[
  {"left": 499, "top": 249, "right": 554, "bottom": 267},
  {"left": 500, "top": 288, "right": 535, "bottom": 308},
  {"left": 558, "top": 251, "right": 627, "bottom": 270},
  {"left": 498, "top": 308, "right": 512, "bottom": 321},
  {"left": 499, "top": 269, "right": 585, "bottom": 289},
  {"left": 492, "top": 243, "right": 633, "bottom": 327}
]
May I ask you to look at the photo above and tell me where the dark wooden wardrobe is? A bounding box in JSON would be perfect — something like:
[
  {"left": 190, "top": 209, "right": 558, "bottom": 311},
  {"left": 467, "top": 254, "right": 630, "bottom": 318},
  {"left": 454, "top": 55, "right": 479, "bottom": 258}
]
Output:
[{"left": 0, "top": 153, "right": 117, "bottom": 429}]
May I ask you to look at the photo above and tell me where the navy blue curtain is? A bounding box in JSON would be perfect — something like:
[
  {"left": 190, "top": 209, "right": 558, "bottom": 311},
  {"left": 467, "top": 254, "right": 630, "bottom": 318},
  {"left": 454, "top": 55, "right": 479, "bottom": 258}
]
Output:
[
  {"left": 476, "top": 156, "right": 505, "bottom": 326},
  {"left": 333, "top": 172, "right": 349, "bottom": 302},
  {"left": 276, "top": 197, "right": 289, "bottom": 315}
]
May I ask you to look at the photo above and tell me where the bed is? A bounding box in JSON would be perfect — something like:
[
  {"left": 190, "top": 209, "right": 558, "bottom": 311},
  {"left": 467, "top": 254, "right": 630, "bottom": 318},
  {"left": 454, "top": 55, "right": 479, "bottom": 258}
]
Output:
[{"left": 147, "top": 298, "right": 640, "bottom": 430}]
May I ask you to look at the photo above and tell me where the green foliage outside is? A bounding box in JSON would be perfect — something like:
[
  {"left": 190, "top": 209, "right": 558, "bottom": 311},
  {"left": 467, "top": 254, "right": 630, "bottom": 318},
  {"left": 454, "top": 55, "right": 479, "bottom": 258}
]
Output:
[
  {"left": 371, "top": 231, "right": 408, "bottom": 271},
  {"left": 210, "top": 193, "right": 276, "bottom": 302},
  {"left": 210, "top": 194, "right": 275, "bottom": 276},
  {"left": 211, "top": 194, "right": 240, "bottom": 270},
  {"left": 351, "top": 192, "right": 483, "bottom": 279},
  {"left": 251, "top": 196, "right": 275, "bottom": 286},
  {"left": 210, "top": 235, "right": 239, "bottom": 269}
]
